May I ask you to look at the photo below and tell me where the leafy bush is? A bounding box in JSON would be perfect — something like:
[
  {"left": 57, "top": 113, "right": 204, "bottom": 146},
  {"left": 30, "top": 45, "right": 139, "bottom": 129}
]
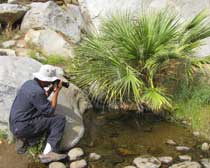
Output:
[
  {"left": 173, "top": 73, "right": 210, "bottom": 135},
  {"left": 72, "top": 9, "right": 210, "bottom": 112}
]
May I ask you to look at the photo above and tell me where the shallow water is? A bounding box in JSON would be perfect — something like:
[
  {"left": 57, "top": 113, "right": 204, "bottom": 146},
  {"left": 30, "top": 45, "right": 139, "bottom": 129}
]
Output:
[
  {"left": 0, "top": 110, "right": 208, "bottom": 168},
  {"left": 79, "top": 110, "right": 209, "bottom": 168}
]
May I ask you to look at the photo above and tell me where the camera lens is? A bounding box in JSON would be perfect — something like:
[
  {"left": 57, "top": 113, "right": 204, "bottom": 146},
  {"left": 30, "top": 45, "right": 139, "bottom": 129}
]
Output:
[{"left": 62, "top": 82, "right": 69, "bottom": 88}]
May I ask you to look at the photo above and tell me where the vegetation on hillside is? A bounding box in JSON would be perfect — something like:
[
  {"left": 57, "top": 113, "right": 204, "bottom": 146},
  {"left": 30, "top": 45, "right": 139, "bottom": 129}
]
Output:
[{"left": 72, "top": 9, "right": 210, "bottom": 112}]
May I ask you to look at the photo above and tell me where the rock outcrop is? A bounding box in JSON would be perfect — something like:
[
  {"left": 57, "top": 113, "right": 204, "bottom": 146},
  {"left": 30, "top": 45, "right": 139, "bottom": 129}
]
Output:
[
  {"left": 0, "top": 56, "right": 91, "bottom": 150},
  {"left": 0, "top": 4, "right": 29, "bottom": 28},
  {"left": 25, "top": 29, "right": 75, "bottom": 58},
  {"left": 21, "top": 1, "right": 83, "bottom": 43}
]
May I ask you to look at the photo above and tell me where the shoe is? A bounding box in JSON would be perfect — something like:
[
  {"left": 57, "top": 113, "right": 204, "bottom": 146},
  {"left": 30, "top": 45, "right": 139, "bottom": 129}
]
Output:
[
  {"left": 39, "top": 152, "right": 67, "bottom": 164},
  {"left": 15, "top": 138, "right": 28, "bottom": 154}
]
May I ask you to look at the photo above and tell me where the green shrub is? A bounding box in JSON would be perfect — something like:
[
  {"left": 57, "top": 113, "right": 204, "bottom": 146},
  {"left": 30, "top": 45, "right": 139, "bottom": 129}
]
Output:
[
  {"left": 0, "top": 130, "right": 7, "bottom": 140},
  {"left": 72, "top": 9, "right": 210, "bottom": 112},
  {"left": 173, "top": 73, "right": 210, "bottom": 136}
]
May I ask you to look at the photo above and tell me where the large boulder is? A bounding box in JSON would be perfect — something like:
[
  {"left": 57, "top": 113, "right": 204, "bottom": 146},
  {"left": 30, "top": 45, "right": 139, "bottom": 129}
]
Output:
[
  {"left": 25, "top": 29, "right": 75, "bottom": 58},
  {"left": 0, "top": 4, "right": 29, "bottom": 28},
  {"left": 78, "top": 0, "right": 147, "bottom": 30},
  {"left": 21, "top": 1, "right": 84, "bottom": 43},
  {"left": 0, "top": 56, "right": 91, "bottom": 150}
]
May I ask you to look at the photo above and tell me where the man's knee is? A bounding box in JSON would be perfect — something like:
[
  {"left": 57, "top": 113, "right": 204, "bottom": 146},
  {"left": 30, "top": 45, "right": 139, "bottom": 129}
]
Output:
[{"left": 53, "top": 115, "right": 66, "bottom": 127}]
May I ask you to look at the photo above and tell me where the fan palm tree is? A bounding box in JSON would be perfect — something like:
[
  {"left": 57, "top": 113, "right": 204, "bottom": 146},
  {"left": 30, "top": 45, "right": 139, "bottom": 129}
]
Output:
[{"left": 72, "top": 9, "right": 210, "bottom": 112}]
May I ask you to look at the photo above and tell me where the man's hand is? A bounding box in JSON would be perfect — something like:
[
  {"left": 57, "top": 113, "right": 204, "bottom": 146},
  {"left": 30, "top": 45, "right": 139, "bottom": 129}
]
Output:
[
  {"left": 53, "top": 80, "right": 63, "bottom": 93},
  {"left": 51, "top": 80, "right": 62, "bottom": 110}
]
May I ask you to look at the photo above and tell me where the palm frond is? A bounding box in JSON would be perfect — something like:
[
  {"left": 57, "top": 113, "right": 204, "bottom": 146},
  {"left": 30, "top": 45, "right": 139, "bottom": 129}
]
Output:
[{"left": 142, "top": 87, "right": 172, "bottom": 112}]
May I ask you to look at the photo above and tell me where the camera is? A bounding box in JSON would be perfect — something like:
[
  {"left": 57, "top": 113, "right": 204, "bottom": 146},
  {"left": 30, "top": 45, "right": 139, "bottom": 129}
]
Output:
[{"left": 53, "top": 79, "right": 69, "bottom": 88}]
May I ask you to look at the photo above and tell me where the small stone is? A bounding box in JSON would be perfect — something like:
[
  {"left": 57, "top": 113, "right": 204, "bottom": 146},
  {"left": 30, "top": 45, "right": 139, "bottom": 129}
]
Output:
[
  {"left": 124, "top": 166, "right": 136, "bottom": 168},
  {"left": 193, "top": 131, "right": 200, "bottom": 137},
  {"left": 158, "top": 156, "right": 173, "bottom": 164},
  {"left": 89, "top": 153, "right": 101, "bottom": 161},
  {"left": 0, "top": 49, "right": 16, "bottom": 56},
  {"left": 2, "top": 40, "right": 16, "bottom": 48},
  {"left": 70, "top": 159, "right": 87, "bottom": 168},
  {"left": 201, "top": 143, "right": 209, "bottom": 151},
  {"left": 169, "top": 161, "right": 201, "bottom": 168},
  {"left": 182, "top": 120, "right": 188, "bottom": 125},
  {"left": 8, "top": 0, "right": 17, "bottom": 4},
  {"left": 49, "top": 162, "right": 66, "bottom": 168},
  {"left": 13, "top": 34, "right": 21, "bottom": 40},
  {"left": 201, "top": 158, "right": 210, "bottom": 168},
  {"left": 179, "top": 155, "right": 192, "bottom": 161},
  {"left": 133, "top": 156, "right": 161, "bottom": 168},
  {"left": 0, "top": 140, "right": 2, "bottom": 144},
  {"left": 68, "top": 148, "right": 84, "bottom": 161},
  {"left": 166, "top": 139, "right": 176, "bottom": 146},
  {"left": 176, "top": 146, "right": 190, "bottom": 152}
]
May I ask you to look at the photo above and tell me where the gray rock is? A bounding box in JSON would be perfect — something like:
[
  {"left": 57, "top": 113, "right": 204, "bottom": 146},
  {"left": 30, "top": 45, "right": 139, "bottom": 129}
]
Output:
[
  {"left": 179, "top": 155, "right": 192, "bottom": 161},
  {"left": 201, "top": 142, "right": 209, "bottom": 151},
  {"left": 66, "top": 4, "right": 87, "bottom": 32},
  {"left": 0, "top": 49, "right": 16, "bottom": 56},
  {"left": 0, "top": 56, "right": 92, "bottom": 150},
  {"left": 169, "top": 161, "right": 201, "bottom": 168},
  {"left": 89, "top": 152, "right": 101, "bottom": 161},
  {"left": 70, "top": 159, "right": 87, "bottom": 168},
  {"left": 176, "top": 146, "right": 190, "bottom": 152},
  {"left": 158, "top": 156, "right": 173, "bottom": 164},
  {"left": 21, "top": 1, "right": 83, "bottom": 43},
  {"left": 24, "top": 29, "right": 74, "bottom": 58},
  {"left": 133, "top": 156, "right": 161, "bottom": 168},
  {"left": 2, "top": 40, "right": 16, "bottom": 48},
  {"left": 0, "top": 4, "right": 28, "bottom": 27},
  {"left": 68, "top": 147, "right": 84, "bottom": 161},
  {"left": 201, "top": 158, "right": 210, "bottom": 168},
  {"left": 49, "top": 162, "right": 66, "bottom": 168}
]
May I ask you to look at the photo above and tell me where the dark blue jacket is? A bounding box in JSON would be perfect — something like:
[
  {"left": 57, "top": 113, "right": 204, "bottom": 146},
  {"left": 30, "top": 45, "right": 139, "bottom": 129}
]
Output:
[{"left": 9, "top": 79, "right": 54, "bottom": 127}]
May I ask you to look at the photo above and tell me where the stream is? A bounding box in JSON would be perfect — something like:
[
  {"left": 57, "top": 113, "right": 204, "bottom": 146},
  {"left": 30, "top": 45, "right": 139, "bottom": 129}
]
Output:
[{"left": 0, "top": 110, "right": 208, "bottom": 168}]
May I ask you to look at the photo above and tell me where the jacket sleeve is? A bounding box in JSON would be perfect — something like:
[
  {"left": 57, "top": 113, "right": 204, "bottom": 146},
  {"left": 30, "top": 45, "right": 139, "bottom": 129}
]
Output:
[{"left": 31, "top": 91, "right": 54, "bottom": 116}]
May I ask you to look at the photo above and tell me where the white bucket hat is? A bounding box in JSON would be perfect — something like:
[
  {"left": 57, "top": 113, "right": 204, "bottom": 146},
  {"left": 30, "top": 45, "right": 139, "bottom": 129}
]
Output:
[{"left": 33, "top": 64, "right": 59, "bottom": 82}]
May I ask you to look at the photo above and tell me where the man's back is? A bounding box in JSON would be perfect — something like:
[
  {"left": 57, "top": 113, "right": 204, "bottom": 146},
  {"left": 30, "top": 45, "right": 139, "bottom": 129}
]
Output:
[{"left": 9, "top": 79, "right": 45, "bottom": 125}]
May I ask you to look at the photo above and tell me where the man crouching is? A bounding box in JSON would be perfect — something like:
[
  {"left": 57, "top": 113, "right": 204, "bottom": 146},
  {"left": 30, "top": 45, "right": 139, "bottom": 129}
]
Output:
[{"left": 9, "top": 65, "right": 67, "bottom": 163}]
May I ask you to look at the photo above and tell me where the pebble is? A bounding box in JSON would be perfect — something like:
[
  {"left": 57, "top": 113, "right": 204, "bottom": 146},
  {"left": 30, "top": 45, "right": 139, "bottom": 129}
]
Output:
[
  {"left": 201, "top": 158, "right": 210, "bottom": 168},
  {"left": 89, "top": 153, "right": 101, "bottom": 161},
  {"left": 201, "top": 143, "right": 209, "bottom": 151},
  {"left": 179, "top": 155, "right": 192, "bottom": 161},
  {"left": 166, "top": 139, "right": 176, "bottom": 145},
  {"left": 169, "top": 161, "right": 201, "bottom": 168},
  {"left": 158, "top": 156, "right": 173, "bottom": 164},
  {"left": 133, "top": 156, "right": 161, "bottom": 168},
  {"left": 70, "top": 159, "right": 87, "bottom": 168},
  {"left": 176, "top": 146, "right": 190, "bottom": 152},
  {"left": 68, "top": 148, "right": 84, "bottom": 161},
  {"left": 49, "top": 162, "right": 66, "bottom": 168},
  {"left": 2, "top": 40, "right": 16, "bottom": 48},
  {"left": 193, "top": 131, "right": 200, "bottom": 137},
  {"left": 13, "top": 34, "right": 21, "bottom": 40},
  {"left": 8, "top": 0, "right": 17, "bottom": 4},
  {"left": 123, "top": 166, "right": 136, "bottom": 168}
]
